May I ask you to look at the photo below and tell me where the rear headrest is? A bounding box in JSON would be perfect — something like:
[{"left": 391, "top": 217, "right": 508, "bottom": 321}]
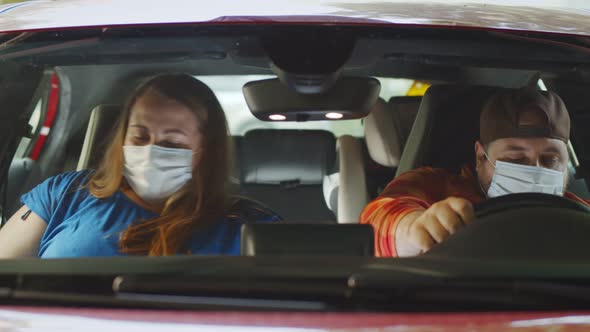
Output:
[
  {"left": 396, "top": 85, "right": 500, "bottom": 176},
  {"left": 77, "top": 104, "right": 121, "bottom": 171},
  {"left": 364, "top": 96, "right": 421, "bottom": 167},
  {"left": 241, "top": 129, "right": 336, "bottom": 185},
  {"left": 389, "top": 96, "right": 422, "bottom": 145}
]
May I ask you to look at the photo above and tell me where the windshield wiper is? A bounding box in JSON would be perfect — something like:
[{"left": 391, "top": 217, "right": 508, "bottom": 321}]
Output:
[
  {"left": 348, "top": 272, "right": 590, "bottom": 311},
  {"left": 112, "top": 268, "right": 590, "bottom": 311},
  {"left": 4, "top": 258, "right": 590, "bottom": 311},
  {"left": 111, "top": 273, "right": 349, "bottom": 311}
]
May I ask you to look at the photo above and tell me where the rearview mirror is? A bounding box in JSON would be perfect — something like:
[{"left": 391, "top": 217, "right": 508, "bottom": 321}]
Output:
[{"left": 243, "top": 77, "right": 380, "bottom": 122}]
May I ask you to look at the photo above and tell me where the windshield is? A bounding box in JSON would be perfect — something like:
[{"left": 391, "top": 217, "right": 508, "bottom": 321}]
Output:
[{"left": 1, "top": 2, "right": 590, "bottom": 317}]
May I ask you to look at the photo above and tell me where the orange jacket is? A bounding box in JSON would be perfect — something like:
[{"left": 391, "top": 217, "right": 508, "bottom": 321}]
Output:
[{"left": 360, "top": 166, "right": 589, "bottom": 257}]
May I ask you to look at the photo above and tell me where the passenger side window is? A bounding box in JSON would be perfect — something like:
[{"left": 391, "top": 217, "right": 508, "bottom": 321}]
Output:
[
  {"left": 6, "top": 71, "right": 59, "bottom": 218},
  {"left": 4, "top": 89, "right": 44, "bottom": 222},
  {"left": 13, "top": 99, "right": 43, "bottom": 159}
]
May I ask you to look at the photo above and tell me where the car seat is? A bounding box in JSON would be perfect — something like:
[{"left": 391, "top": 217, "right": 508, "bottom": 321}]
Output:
[
  {"left": 239, "top": 129, "right": 337, "bottom": 223},
  {"left": 396, "top": 85, "right": 500, "bottom": 177}
]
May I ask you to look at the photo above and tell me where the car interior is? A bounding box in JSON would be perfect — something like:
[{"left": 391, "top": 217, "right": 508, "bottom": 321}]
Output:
[
  {"left": 5, "top": 74, "right": 423, "bottom": 223},
  {"left": 3, "top": 25, "right": 590, "bottom": 258}
]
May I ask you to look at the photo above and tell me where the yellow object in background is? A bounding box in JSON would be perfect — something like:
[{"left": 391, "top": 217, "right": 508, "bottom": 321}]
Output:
[{"left": 406, "top": 81, "right": 430, "bottom": 96}]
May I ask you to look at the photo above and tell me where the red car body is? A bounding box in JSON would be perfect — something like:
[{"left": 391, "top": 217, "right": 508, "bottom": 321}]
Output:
[{"left": 1, "top": 0, "right": 589, "bottom": 329}]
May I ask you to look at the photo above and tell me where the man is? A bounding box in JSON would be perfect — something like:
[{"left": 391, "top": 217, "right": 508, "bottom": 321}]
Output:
[{"left": 360, "top": 88, "right": 589, "bottom": 257}]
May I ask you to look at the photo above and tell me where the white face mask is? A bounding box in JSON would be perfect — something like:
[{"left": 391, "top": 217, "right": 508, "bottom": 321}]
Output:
[
  {"left": 485, "top": 156, "right": 565, "bottom": 198},
  {"left": 123, "top": 145, "right": 193, "bottom": 203}
]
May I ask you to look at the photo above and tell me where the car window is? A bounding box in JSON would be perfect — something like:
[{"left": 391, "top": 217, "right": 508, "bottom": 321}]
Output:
[
  {"left": 13, "top": 99, "right": 42, "bottom": 159},
  {"left": 534, "top": 78, "right": 589, "bottom": 197}
]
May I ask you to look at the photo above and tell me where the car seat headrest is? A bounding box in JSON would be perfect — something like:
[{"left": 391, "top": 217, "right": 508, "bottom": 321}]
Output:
[
  {"left": 396, "top": 85, "right": 501, "bottom": 176},
  {"left": 240, "top": 129, "right": 336, "bottom": 185},
  {"left": 364, "top": 97, "right": 422, "bottom": 167},
  {"left": 77, "top": 104, "right": 121, "bottom": 171}
]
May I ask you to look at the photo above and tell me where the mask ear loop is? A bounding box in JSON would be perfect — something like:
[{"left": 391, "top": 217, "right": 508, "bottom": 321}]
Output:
[
  {"left": 478, "top": 177, "right": 490, "bottom": 199},
  {"left": 483, "top": 151, "right": 496, "bottom": 168},
  {"left": 480, "top": 151, "right": 496, "bottom": 198}
]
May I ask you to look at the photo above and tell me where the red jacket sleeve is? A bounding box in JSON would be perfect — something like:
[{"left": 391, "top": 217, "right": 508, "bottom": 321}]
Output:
[{"left": 360, "top": 167, "right": 453, "bottom": 257}]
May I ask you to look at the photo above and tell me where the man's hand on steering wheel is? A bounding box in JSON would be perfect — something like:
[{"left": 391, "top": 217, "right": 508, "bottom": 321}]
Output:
[{"left": 395, "top": 197, "right": 475, "bottom": 257}]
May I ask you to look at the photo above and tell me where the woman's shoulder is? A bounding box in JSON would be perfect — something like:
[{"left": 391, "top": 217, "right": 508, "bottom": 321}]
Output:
[
  {"left": 48, "top": 170, "right": 97, "bottom": 196},
  {"left": 45, "top": 169, "right": 94, "bottom": 186},
  {"left": 25, "top": 170, "right": 94, "bottom": 199},
  {"left": 223, "top": 196, "right": 283, "bottom": 223},
  {"left": 20, "top": 170, "right": 97, "bottom": 224}
]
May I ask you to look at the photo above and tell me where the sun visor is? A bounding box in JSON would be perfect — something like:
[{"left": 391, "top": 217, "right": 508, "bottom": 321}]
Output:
[{"left": 243, "top": 77, "right": 381, "bottom": 122}]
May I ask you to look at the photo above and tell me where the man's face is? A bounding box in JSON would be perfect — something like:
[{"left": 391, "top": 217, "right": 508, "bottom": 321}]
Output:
[
  {"left": 475, "top": 109, "right": 569, "bottom": 193},
  {"left": 475, "top": 137, "right": 569, "bottom": 193}
]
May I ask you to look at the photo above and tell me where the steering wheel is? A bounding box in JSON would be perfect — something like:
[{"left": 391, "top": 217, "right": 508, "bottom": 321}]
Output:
[
  {"left": 474, "top": 192, "right": 590, "bottom": 218},
  {"left": 425, "top": 193, "right": 590, "bottom": 260}
]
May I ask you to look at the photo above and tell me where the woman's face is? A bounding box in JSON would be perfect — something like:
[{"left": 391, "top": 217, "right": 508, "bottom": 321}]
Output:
[{"left": 124, "top": 91, "right": 204, "bottom": 168}]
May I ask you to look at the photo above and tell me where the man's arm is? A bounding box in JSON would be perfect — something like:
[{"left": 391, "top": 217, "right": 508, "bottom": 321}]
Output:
[
  {"left": 393, "top": 197, "right": 474, "bottom": 256},
  {"left": 360, "top": 168, "right": 474, "bottom": 257}
]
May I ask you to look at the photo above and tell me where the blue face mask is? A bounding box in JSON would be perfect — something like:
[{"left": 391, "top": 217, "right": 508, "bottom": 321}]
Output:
[{"left": 484, "top": 153, "right": 565, "bottom": 198}]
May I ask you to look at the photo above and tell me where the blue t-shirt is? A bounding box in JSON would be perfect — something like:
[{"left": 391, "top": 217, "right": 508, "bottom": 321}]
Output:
[{"left": 20, "top": 171, "right": 281, "bottom": 258}]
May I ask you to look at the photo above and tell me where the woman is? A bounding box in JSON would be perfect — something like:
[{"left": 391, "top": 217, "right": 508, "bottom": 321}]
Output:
[{"left": 0, "top": 74, "right": 280, "bottom": 258}]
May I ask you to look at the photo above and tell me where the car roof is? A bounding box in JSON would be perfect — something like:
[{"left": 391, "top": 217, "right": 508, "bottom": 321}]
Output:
[{"left": 1, "top": 0, "right": 590, "bottom": 36}]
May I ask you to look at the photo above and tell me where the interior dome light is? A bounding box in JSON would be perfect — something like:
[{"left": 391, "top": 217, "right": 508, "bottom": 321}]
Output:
[
  {"left": 325, "top": 112, "right": 343, "bottom": 119},
  {"left": 269, "top": 114, "right": 286, "bottom": 121}
]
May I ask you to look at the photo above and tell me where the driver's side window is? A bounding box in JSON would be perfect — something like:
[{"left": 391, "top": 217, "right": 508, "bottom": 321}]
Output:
[{"left": 567, "top": 142, "right": 590, "bottom": 199}]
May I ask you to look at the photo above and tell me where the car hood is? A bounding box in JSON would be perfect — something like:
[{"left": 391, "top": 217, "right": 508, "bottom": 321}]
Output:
[
  {"left": 0, "top": 0, "right": 589, "bottom": 36},
  {"left": 0, "top": 306, "right": 590, "bottom": 331}
]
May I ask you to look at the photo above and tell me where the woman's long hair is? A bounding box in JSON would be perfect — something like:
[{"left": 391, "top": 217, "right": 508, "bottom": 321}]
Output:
[{"left": 88, "top": 74, "right": 231, "bottom": 255}]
